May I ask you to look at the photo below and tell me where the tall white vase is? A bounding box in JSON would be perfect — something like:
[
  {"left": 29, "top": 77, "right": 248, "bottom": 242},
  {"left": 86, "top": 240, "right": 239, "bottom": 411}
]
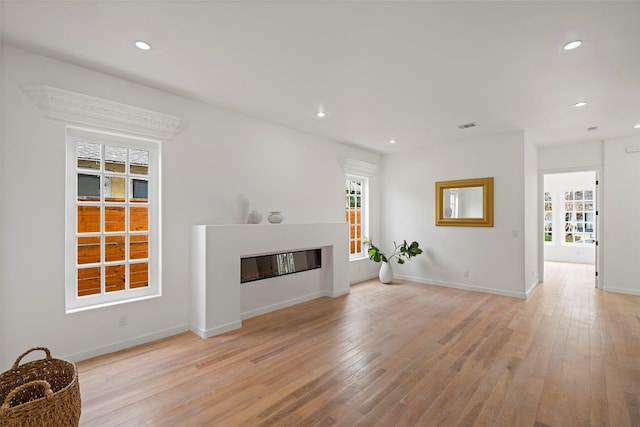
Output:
[
  {"left": 379, "top": 262, "right": 393, "bottom": 284},
  {"left": 232, "top": 193, "right": 250, "bottom": 224}
]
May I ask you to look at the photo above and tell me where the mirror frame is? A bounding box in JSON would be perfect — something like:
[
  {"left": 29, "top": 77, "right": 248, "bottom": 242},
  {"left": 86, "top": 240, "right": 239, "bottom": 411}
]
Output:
[{"left": 435, "top": 177, "right": 494, "bottom": 227}]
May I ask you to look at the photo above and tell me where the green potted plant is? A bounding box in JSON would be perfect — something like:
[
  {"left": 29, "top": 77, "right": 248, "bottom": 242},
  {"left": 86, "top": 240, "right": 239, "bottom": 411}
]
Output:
[{"left": 364, "top": 238, "right": 423, "bottom": 284}]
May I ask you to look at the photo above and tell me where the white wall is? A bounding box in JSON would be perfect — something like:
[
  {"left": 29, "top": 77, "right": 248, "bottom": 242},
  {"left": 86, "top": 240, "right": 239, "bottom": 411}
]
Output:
[
  {"left": 538, "top": 140, "right": 603, "bottom": 171},
  {"left": 523, "top": 136, "right": 539, "bottom": 295},
  {"left": 602, "top": 135, "right": 640, "bottom": 295},
  {"left": 380, "top": 132, "right": 528, "bottom": 298},
  {"left": 0, "top": 45, "right": 381, "bottom": 369},
  {"left": 543, "top": 171, "right": 596, "bottom": 264}
]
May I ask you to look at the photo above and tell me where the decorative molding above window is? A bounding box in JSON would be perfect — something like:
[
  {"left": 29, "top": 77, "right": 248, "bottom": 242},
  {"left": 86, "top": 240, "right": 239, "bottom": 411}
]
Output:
[
  {"left": 22, "top": 85, "right": 186, "bottom": 139},
  {"left": 337, "top": 157, "right": 378, "bottom": 177}
]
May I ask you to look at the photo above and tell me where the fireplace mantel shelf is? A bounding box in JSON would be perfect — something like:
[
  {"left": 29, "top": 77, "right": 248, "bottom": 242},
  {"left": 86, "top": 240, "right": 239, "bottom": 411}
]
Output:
[{"left": 190, "top": 223, "right": 349, "bottom": 338}]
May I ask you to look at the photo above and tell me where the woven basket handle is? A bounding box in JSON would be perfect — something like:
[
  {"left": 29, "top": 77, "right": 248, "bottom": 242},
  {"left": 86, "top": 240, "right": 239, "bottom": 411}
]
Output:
[
  {"left": 0, "top": 380, "right": 54, "bottom": 410},
  {"left": 11, "top": 347, "right": 52, "bottom": 370}
]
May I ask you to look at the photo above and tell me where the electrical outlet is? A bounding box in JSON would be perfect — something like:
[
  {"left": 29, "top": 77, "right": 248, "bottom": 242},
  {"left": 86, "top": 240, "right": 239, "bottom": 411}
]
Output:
[
  {"left": 118, "top": 314, "right": 128, "bottom": 327},
  {"left": 463, "top": 270, "right": 469, "bottom": 278}
]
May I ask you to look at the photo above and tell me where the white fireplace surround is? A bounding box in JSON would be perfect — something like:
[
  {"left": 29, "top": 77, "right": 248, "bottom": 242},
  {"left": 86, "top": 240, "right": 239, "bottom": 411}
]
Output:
[{"left": 190, "top": 223, "right": 349, "bottom": 338}]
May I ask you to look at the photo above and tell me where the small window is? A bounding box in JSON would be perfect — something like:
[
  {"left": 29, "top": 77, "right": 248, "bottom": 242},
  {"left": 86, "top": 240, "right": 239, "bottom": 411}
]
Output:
[
  {"left": 346, "top": 175, "right": 368, "bottom": 259},
  {"left": 66, "top": 128, "right": 161, "bottom": 312}
]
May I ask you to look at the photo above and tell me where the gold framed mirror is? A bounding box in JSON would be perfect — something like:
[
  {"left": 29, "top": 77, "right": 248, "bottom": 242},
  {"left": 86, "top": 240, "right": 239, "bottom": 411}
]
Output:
[{"left": 435, "top": 177, "right": 494, "bottom": 227}]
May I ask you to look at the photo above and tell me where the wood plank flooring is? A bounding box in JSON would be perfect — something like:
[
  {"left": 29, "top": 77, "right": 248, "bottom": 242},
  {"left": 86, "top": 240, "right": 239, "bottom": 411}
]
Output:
[{"left": 76, "top": 262, "right": 640, "bottom": 426}]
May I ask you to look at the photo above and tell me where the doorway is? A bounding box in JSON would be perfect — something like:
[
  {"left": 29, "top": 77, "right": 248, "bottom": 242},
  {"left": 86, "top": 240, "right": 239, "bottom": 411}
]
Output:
[{"left": 541, "top": 170, "right": 600, "bottom": 288}]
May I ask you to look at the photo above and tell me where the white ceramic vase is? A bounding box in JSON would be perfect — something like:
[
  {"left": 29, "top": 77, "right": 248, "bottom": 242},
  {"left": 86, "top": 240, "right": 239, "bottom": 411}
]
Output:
[
  {"left": 247, "top": 210, "right": 262, "bottom": 224},
  {"left": 232, "top": 193, "right": 250, "bottom": 224},
  {"left": 268, "top": 211, "right": 284, "bottom": 224},
  {"left": 379, "top": 262, "right": 393, "bottom": 284}
]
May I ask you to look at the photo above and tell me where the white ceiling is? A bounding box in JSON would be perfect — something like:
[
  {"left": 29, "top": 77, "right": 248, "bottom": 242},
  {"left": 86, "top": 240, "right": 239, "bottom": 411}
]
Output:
[{"left": 2, "top": 1, "right": 640, "bottom": 153}]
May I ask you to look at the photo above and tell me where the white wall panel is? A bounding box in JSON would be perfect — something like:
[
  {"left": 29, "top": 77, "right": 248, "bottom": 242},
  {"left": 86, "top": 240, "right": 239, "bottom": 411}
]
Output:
[{"left": 602, "top": 135, "right": 640, "bottom": 295}]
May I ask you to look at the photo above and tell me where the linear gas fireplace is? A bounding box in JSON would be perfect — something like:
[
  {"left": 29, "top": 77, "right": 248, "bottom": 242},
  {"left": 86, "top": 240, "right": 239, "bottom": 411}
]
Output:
[
  {"left": 191, "top": 223, "right": 348, "bottom": 338},
  {"left": 241, "top": 249, "right": 322, "bottom": 283}
]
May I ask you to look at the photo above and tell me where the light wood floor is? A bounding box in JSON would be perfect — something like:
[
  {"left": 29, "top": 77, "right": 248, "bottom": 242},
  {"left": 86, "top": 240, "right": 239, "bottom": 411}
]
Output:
[{"left": 77, "top": 262, "right": 640, "bottom": 426}]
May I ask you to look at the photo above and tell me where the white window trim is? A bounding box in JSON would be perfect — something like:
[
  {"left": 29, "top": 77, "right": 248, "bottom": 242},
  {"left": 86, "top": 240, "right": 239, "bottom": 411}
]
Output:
[
  {"left": 337, "top": 157, "right": 377, "bottom": 262},
  {"left": 346, "top": 174, "right": 369, "bottom": 261},
  {"left": 337, "top": 157, "right": 378, "bottom": 177},
  {"left": 66, "top": 127, "right": 162, "bottom": 313},
  {"left": 22, "top": 85, "right": 186, "bottom": 139}
]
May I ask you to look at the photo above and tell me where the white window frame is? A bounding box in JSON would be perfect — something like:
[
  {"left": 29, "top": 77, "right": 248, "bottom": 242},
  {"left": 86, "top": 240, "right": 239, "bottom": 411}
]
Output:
[
  {"left": 562, "top": 187, "right": 596, "bottom": 247},
  {"left": 65, "top": 127, "right": 161, "bottom": 312},
  {"left": 346, "top": 174, "right": 369, "bottom": 260}
]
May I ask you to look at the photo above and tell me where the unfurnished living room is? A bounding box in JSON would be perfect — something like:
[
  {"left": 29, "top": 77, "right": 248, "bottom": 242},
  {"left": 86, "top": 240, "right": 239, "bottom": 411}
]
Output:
[{"left": 1, "top": 1, "right": 639, "bottom": 426}]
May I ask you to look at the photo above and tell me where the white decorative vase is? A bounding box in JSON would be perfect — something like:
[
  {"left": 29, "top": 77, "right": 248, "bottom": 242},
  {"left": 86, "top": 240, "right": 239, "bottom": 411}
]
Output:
[
  {"left": 379, "top": 262, "right": 393, "bottom": 284},
  {"left": 267, "top": 211, "right": 284, "bottom": 224},
  {"left": 247, "top": 210, "right": 262, "bottom": 224},
  {"left": 232, "top": 193, "right": 250, "bottom": 224}
]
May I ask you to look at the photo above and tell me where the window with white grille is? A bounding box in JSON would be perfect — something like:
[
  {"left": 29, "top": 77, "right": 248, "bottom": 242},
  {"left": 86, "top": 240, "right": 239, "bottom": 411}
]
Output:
[
  {"left": 346, "top": 176, "right": 368, "bottom": 259},
  {"left": 66, "top": 128, "right": 161, "bottom": 312},
  {"left": 563, "top": 189, "right": 595, "bottom": 245}
]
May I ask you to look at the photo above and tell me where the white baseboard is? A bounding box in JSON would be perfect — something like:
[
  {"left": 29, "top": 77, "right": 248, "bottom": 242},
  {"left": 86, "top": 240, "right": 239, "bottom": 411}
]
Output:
[
  {"left": 241, "top": 291, "right": 324, "bottom": 321},
  {"left": 64, "top": 324, "right": 190, "bottom": 363},
  {"left": 395, "top": 274, "right": 528, "bottom": 299},
  {"left": 350, "top": 273, "right": 379, "bottom": 284},
  {"left": 525, "top": 280, "right": 540, "bottom": 297},
  {"left": 324, "top": 288, "right": 351, "bottom": 298},
  {"left": 192, "top": 320, "right": 243, "bottom": 339},
  {"left": 600, "top": 286, "right": 640, "bottom": 296},
  {"left": 544, "top": 257, "right": 595, "bottom": 265},
  {"left": 240, "top": 288, "right": 351, "bottom": 321},
  {"left": 194, "top": 289, "right": 351, "bottom": 339}
]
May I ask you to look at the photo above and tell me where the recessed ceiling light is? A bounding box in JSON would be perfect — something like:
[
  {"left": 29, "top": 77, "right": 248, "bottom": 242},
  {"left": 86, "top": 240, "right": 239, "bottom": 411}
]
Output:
[
  {"left": 389, "top": 139, "right": 396, "bottom": 144},
  {"left": 634, "top": 124, "right": 640, "bottom": 129},
  {"left": 134, "top": 40, "right": 151, "bottom": 50},
  {"left": 563, "top": 40, "right": 582, "bottom": 50},
  {"left": 315, "top": 111, "right": 326, "bottom": 118},
  {"left": 574, "top": 101, "right": 587, "bottom": 107}
]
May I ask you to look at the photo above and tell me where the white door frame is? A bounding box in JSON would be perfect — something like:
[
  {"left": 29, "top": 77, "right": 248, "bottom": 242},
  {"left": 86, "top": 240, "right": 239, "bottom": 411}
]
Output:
[{"left": 537, "top": 166, "right": 603, "bottom": 288}]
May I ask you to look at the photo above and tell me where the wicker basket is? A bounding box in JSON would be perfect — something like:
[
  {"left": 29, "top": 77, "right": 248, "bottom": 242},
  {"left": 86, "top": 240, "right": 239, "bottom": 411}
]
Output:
[{"left": 0, "top": 347, "right": 81, "bottom": 427}]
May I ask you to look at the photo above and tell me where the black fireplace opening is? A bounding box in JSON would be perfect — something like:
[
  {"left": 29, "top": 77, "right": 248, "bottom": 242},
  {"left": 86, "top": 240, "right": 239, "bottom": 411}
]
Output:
[{"left": 241, "top": 248, "right": 322, "bottom": 283}]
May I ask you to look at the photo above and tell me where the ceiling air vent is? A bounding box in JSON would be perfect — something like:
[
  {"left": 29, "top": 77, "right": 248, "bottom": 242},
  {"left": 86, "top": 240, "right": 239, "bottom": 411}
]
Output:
[{"left": 458, "top": 122, "right": 478, "bottom": 130}]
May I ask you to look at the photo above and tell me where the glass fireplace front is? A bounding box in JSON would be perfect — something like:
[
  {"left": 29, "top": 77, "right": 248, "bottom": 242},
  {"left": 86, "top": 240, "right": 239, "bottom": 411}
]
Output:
[{"left": 241, "top": 249, "right": 322, "bottom": 283}]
